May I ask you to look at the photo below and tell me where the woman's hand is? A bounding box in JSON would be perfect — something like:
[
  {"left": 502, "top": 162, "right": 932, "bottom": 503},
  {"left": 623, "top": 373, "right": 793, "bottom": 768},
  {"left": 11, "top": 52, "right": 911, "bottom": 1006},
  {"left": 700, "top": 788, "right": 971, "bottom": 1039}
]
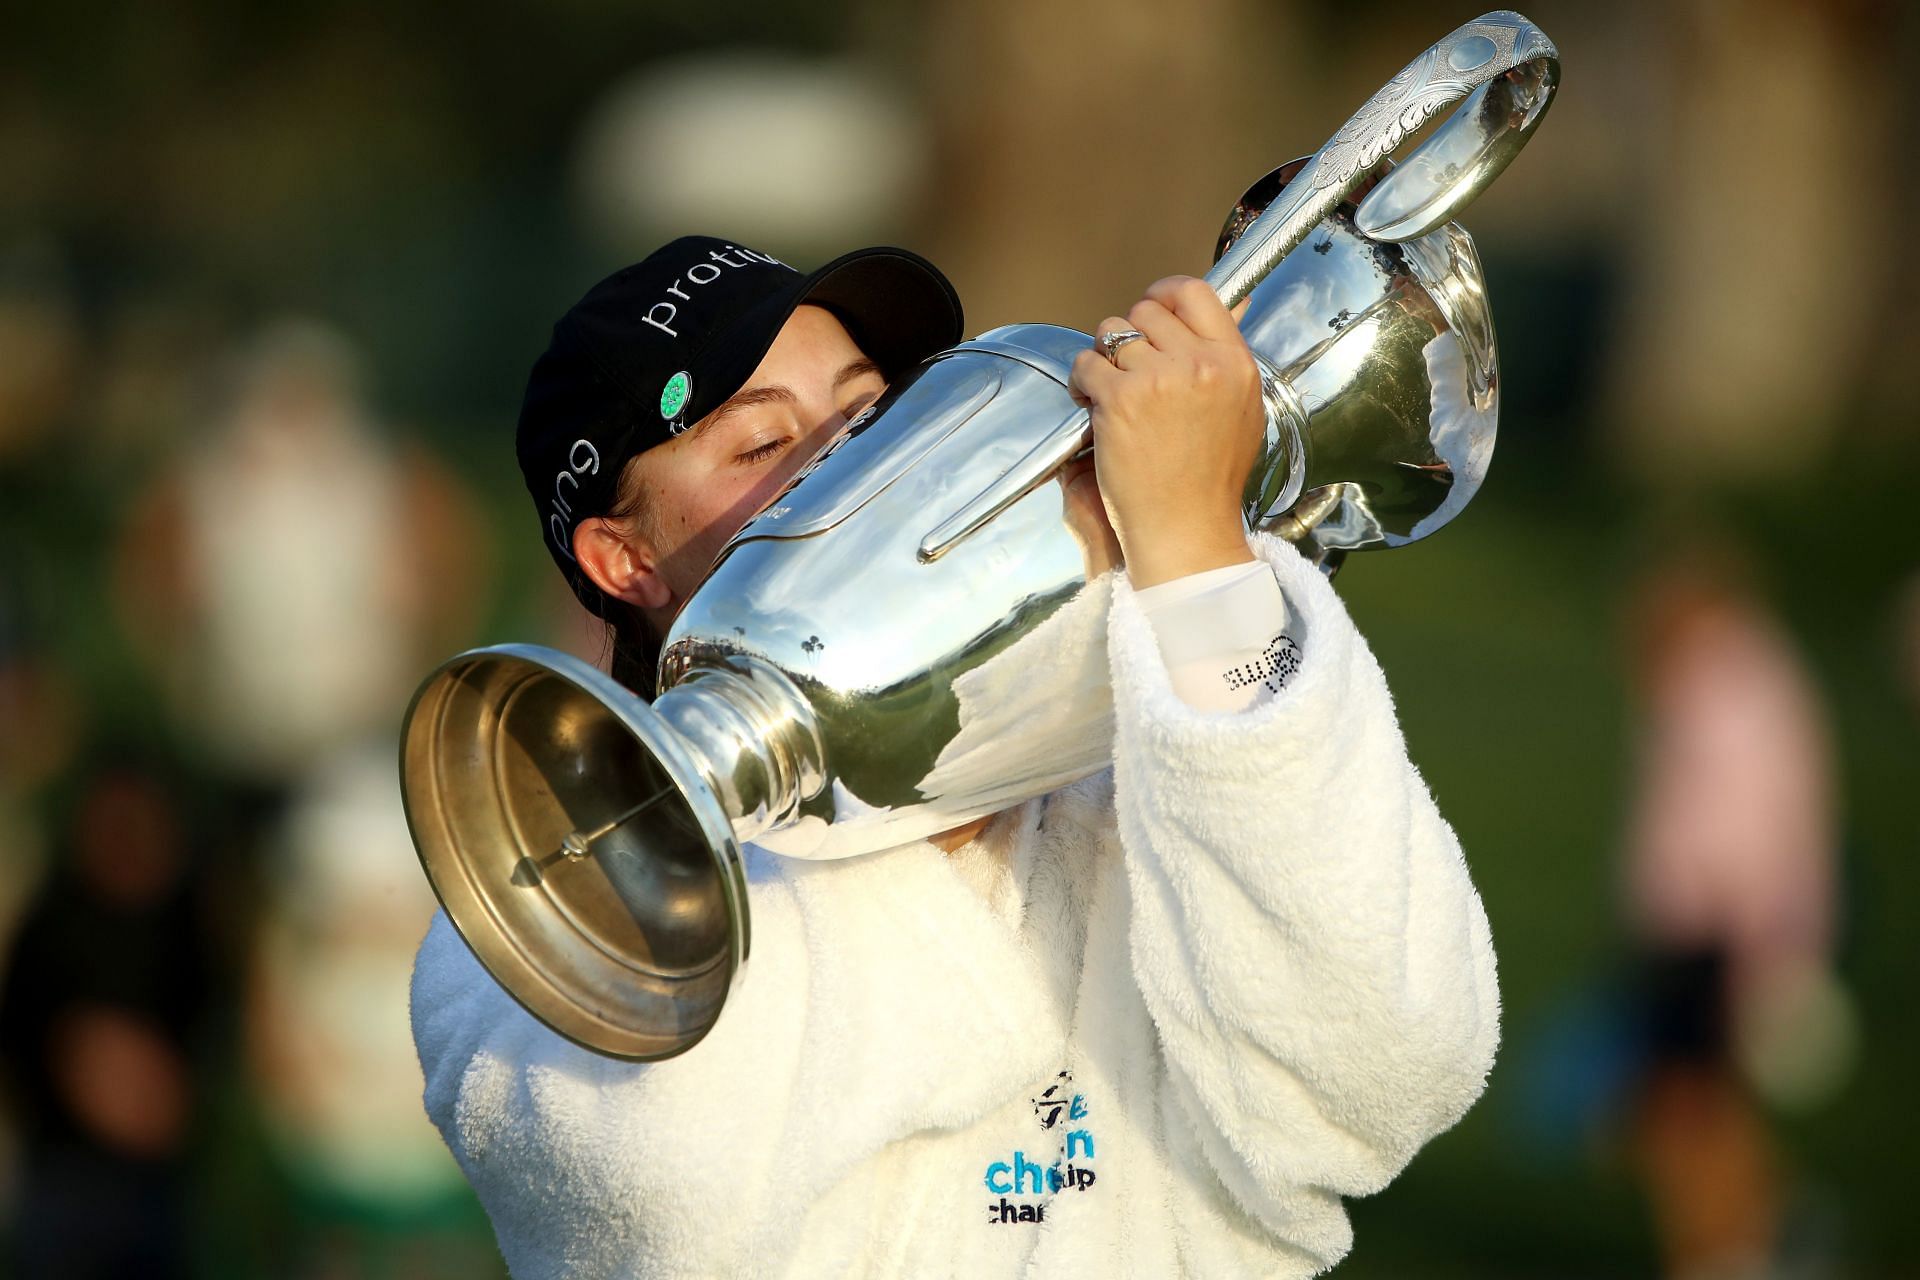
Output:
[{"left": 1067, "top": 275, "right": 1264, "bottom": 590}]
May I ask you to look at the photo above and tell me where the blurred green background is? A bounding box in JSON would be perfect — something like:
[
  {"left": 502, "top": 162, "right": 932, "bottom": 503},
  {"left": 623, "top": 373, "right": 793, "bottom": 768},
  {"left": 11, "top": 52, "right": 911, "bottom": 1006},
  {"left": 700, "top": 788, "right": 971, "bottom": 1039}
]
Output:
[{"left": 1, "top": 0, "right": 1916, "bottom": 1275}]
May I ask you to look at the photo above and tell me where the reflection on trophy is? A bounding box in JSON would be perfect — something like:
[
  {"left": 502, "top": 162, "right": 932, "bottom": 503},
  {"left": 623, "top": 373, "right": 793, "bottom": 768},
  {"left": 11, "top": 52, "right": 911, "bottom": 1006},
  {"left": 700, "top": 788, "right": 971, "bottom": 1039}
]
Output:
[{"left": 401, "top": 12, "right": 1559, "bottom": 1060}]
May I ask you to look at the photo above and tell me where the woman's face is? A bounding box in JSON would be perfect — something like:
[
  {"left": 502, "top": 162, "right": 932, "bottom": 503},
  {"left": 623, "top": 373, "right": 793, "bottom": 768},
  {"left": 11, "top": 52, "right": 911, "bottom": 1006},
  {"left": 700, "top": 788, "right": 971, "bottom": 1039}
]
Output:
[{"left": 577, "top": 304, "right": 888, "bottom": 624}]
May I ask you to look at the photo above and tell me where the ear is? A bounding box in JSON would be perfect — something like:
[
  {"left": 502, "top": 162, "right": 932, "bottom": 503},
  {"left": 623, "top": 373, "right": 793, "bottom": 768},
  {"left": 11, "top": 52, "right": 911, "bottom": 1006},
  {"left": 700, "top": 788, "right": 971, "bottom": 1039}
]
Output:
[{"left": 573, "top": 516, "right": 673, "bottom": 612}]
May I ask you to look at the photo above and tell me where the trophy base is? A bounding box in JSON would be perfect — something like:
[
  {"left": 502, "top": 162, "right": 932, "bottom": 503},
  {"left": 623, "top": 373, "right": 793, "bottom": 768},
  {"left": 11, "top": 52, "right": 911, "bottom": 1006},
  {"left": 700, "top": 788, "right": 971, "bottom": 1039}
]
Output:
[{"left": 401, "top": 643, "right": 749, "bottom": 1061}]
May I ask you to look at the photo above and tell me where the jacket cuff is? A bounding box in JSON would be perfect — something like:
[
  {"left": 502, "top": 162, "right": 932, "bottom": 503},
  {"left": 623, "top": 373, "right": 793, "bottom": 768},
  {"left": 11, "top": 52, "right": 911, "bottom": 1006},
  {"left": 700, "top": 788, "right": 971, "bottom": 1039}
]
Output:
[{"left": 1134, "top": 559, "right": 1295, "bottom": 713}]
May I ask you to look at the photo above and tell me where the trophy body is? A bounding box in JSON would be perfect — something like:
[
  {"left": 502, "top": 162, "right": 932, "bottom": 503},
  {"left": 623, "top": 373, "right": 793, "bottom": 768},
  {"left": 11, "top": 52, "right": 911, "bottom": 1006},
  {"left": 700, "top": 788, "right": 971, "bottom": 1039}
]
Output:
[
  {"left": 660, "top": 325, "right": 1116, "bottom": 860},
  {"left": 653, "top": 191, "right": 1500, "bottom": 861}
]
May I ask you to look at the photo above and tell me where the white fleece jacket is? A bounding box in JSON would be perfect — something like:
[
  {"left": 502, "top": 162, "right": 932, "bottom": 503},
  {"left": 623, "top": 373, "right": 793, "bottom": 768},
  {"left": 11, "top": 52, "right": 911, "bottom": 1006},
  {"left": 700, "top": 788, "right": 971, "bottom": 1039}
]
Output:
[{"left": 410, "top": 534, "right": 1500, "bottom": 1278}]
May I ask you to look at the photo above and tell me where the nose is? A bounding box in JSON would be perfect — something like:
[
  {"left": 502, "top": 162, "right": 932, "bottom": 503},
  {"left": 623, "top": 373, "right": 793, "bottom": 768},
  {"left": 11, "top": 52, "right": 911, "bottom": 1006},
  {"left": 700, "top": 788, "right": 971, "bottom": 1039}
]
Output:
[
  {"left": 785, "top": 415, "right": 840, "bottom": 479},
  {"left": 807, "top": 410, "right": 847, "bottom": 449}
]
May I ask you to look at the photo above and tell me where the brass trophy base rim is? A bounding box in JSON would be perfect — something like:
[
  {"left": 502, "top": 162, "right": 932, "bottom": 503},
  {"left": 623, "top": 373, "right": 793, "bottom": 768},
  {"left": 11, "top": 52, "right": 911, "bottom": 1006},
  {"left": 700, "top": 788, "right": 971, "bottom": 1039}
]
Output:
[{"left": 401, "top": 642, "right": 750, "bottom": 1061}]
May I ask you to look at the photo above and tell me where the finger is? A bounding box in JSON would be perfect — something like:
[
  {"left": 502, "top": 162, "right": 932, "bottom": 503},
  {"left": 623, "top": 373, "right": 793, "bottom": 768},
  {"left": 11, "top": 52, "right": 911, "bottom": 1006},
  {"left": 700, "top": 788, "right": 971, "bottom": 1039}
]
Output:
[
  {"left": 1069, "top": 346, "right": 1123, "bottom": 404},
  {"left": 1145, "top": 275, "right": 1241, "bottom": 343},
  {"left": 1091, "top": 316, "right": 1155, "bottom": 371},
  {"left": 1058, "top": 458, "right": 1122, "bottom": 578},
  {"left": 1123, "top": 298, "right": 1195, "bottom": 353}
]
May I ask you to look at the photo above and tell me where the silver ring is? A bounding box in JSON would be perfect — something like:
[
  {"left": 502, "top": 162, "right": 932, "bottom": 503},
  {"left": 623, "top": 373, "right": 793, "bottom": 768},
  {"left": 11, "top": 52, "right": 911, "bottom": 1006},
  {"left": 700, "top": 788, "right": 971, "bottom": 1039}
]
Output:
[{"left": 1098, "top": 328, "right": 1147, "bottom": 364}]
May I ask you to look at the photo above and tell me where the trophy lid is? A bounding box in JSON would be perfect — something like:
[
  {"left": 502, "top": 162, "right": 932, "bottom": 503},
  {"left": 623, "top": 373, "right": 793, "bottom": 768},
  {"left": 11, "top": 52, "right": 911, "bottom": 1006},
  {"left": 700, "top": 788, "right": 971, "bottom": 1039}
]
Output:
[{"left": 401, "top": 643, "right": 749, "bottom": 1061}]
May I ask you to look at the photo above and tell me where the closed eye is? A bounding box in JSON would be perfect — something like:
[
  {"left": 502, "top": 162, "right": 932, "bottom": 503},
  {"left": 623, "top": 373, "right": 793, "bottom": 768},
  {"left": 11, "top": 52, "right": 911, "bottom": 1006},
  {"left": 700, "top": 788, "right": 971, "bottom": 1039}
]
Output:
[{"left": 735, "top": 438, "right": 789, "bottom": 464}]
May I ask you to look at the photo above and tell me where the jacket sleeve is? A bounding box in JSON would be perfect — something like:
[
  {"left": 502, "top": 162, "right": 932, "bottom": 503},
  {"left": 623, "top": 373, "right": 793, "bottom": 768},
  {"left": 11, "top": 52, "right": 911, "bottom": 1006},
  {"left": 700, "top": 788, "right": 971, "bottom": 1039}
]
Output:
[
  {"left": 1105, "top": 532, "right": 1499, "bottom": 1268},
  {"left": 406, "top": 857, "right": 815, "bottom": 1280}
]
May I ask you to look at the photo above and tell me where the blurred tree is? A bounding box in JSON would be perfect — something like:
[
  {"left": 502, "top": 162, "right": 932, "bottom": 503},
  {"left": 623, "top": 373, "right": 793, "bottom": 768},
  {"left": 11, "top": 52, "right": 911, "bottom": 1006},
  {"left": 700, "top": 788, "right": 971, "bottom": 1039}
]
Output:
[
  {"left": 916, "top": 0, "right": 1308, "bottom": 329},
  {"left": 1605, "top": 0, "right": 1900, "bottom": 484}
]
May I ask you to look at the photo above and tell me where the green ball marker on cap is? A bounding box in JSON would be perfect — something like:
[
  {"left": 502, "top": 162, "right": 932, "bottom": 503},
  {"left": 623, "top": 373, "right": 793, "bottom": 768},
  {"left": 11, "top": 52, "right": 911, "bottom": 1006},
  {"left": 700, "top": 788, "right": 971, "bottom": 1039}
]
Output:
[{"left": 660, "top": 371, "right": 691, "bottom": 421}]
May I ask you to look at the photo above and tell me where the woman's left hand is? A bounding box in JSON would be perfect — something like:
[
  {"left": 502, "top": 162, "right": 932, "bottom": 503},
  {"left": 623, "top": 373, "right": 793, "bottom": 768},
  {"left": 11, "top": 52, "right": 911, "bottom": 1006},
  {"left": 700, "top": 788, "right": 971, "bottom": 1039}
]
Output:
[{"left": 1067, "top": 275, "right": 1265, "bottom": 590}]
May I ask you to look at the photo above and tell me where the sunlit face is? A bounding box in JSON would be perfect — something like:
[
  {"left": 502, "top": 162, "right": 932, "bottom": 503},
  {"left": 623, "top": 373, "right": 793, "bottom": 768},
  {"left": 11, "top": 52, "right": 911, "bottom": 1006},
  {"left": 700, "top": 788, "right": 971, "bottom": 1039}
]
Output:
[{"left": 573, "top": 304, "right": 887, "bottom": 627}]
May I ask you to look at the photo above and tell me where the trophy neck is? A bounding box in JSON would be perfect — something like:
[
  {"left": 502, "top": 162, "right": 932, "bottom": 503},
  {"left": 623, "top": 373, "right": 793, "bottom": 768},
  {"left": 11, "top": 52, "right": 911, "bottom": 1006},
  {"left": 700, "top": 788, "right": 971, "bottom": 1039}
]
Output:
[{"left": 653, "top": 656, "right": 826, "bottom": 844}]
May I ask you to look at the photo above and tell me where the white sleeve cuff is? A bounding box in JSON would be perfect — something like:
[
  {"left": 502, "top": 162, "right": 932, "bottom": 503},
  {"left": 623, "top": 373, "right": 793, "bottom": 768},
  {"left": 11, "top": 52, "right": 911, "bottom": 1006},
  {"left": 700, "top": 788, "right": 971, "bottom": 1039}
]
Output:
[{"left": 1133, "top": 559, "right": 1299, "bottom": 713}]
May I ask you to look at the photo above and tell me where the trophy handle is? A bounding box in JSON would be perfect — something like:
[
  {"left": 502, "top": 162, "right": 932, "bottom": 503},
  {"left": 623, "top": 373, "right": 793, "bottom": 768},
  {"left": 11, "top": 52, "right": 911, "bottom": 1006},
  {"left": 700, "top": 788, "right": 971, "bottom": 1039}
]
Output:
[
  {"left": 1206, "top": 10, "right": 1558, "bottom": 306},
  {"left": 918, "top": 10, "right": 1557, "bottom": 564}
]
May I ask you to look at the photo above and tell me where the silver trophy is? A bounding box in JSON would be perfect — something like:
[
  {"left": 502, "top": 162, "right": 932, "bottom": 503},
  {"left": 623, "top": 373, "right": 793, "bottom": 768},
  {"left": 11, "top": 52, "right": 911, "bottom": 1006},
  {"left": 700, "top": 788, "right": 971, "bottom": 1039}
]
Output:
[{"left": 402, "top": 12, "right": 1558, "bottom": 1059}]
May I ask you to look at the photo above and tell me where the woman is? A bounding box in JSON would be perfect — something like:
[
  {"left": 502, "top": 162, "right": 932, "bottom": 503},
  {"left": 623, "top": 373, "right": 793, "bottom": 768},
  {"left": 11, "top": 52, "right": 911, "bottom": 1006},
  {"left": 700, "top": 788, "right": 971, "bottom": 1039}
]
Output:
[{"left": 411, "top": 235, "right": 1499, "bottom": 1277}]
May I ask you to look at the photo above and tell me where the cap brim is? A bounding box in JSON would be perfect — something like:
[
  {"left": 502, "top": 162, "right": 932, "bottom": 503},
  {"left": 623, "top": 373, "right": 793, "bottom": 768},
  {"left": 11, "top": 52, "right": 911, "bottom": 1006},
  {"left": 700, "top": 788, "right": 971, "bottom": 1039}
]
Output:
[
  {"left": 691, "top": 246, "right": 963, "bottom": 425},
  {"left": 794, "top": 246, "right": 965, "bottom": 379}
]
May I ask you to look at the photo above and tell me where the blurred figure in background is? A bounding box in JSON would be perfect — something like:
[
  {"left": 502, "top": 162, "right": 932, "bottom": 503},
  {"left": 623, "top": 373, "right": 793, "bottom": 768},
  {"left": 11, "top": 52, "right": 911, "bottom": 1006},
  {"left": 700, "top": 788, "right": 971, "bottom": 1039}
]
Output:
[
  {"left": 114, "top": 320, "right": 483, "bottom": 794},
  {"left": 102, "top": 318, "right": 491, "bottom": 1274},
  {"left": 0, "top": 580, "right": 81, "bottom": 948},
  {"left": 1620, "top": 546, "right": 1853, "bottom": 1279},
  {"left": 0, "top": 748, "right": 217, "bottom": 1280},
  {"left": 245, "top": 743, "right": 486, "bottom": 1278}
]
